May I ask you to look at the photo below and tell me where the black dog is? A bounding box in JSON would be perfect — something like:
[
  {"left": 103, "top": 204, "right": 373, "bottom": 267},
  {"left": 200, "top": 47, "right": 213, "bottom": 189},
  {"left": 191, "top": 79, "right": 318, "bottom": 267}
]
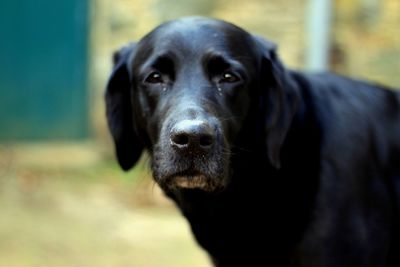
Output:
[{"left": 105, "top": 17, "right": 400, "bottom": 266}]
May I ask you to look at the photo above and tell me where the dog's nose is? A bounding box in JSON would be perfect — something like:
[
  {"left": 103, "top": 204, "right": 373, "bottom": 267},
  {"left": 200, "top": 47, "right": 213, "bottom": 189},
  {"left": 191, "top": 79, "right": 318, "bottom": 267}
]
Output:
[{"left": 170, "top": 120, "right": 215, "bottom": 153}]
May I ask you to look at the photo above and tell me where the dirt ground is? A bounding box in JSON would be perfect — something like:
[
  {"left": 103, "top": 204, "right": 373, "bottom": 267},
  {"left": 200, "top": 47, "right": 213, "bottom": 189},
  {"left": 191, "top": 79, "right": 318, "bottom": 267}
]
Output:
[{"left": 0, "top": 143, "right": 210, "bottom": 267}]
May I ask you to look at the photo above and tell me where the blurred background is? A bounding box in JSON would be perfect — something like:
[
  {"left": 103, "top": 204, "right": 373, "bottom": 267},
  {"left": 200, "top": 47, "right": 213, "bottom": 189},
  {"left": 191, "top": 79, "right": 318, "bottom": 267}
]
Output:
[{"left": 0, "top": 0, "right": 399, "bottom": 266}]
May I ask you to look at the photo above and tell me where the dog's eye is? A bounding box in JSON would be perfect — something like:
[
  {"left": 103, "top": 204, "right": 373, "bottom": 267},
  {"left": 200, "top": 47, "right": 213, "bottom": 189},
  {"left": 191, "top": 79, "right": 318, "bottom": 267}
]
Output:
[
  {"left": 220, "top": 72, "right": 240, "bottom": 83},
  {"left": 145, "top": 72, "right": 164, "bottom": 84}
]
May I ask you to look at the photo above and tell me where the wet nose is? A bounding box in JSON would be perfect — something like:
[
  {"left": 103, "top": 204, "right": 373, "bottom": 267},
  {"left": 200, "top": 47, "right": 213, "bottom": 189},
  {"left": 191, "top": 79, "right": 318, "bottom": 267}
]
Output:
[{"left": 170, "top": 120, "right": 215, "bottom": 153}]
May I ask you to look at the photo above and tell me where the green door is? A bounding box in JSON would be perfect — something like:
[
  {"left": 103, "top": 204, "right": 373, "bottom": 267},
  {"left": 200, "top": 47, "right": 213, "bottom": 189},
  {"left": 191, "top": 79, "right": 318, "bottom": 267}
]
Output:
[{"left": 0, "top": 0, "right": 89, "bottom": 140}]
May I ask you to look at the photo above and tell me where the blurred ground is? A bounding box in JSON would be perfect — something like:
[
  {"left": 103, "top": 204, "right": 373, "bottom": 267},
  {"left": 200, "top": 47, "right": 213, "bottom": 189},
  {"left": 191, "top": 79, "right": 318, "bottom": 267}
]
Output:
[{"left": 0, "top": 143, "right": 210, "bottom": 267}]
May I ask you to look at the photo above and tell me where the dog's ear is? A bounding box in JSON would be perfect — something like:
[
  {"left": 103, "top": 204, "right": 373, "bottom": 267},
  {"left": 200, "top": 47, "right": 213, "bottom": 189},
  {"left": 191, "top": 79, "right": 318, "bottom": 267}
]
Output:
[
  {"left": 105, "top": 43, "right": 144, "bottom": 171},
  {"left": 254, "top": 36, "right": 299, "bottom": 169}
]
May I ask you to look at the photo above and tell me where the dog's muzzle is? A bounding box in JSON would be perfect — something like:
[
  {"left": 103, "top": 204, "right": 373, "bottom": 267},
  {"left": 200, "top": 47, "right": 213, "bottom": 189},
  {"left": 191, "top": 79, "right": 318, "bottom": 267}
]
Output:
[{"left": 152, "top": 118, "right": 229, "bottom": 192}]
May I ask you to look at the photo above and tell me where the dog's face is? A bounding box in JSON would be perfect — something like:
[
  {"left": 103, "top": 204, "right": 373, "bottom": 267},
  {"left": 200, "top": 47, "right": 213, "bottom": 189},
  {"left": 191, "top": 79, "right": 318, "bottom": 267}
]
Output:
[{"left": 106, "top": 17, "right": 295, "bottom": 192}]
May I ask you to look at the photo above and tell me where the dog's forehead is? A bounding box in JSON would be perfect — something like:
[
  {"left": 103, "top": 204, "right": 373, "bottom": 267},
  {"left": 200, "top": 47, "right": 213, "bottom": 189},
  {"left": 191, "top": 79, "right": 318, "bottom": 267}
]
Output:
[
  {"left": 160, "top": 17, "right": 235, "bottom": 37},
  {"left": 142, "top": 17, "right": 250, "bottom": 54}
]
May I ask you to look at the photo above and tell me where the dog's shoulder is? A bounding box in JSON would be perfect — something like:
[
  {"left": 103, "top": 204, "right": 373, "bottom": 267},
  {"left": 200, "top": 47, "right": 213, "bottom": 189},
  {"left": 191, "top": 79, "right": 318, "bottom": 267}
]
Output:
[
  {"left": 290, "top": 70, "right": 400, "bottom": 120},
  {"left": 288, "top": 70, "right": 400, "bottom": 162}
]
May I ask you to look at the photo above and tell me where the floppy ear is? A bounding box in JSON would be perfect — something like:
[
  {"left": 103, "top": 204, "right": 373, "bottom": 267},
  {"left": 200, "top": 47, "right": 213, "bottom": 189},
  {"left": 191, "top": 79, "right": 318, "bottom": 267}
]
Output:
[
  {"left": 105, "top": 43, "right": 144, "bottom": 171},
  {"left": 254, "top": 36, "right": 299, "bottom": 169}
]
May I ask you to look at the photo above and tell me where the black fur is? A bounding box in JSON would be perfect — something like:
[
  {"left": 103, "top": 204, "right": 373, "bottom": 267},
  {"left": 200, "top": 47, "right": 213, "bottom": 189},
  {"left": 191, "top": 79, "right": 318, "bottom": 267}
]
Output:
[{"left": 105, "top": 17, "right": 400, "bottom": 266}]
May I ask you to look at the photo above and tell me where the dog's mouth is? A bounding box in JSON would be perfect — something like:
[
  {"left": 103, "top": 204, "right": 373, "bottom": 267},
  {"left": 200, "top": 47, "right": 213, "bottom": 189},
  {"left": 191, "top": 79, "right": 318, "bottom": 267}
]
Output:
[
  {"left": 161, "top": 170, "right": 224, "bottom": 192},
  {"left": 172, "top": 173, "right": 209, "bottom": 189}
]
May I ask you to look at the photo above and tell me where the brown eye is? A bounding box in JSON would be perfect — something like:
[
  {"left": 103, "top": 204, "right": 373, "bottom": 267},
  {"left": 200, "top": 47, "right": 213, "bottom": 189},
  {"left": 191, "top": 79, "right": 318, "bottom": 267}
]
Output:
[
  {"left": 145, "top": 71, "right": 164, "bottom": 84},
  {"left": 220, "top": 71, "right": 240, "bottom": 83}
]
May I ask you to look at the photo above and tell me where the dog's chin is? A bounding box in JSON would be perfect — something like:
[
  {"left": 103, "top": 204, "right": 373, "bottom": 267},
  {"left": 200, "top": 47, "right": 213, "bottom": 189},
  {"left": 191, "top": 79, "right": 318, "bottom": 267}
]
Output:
[
  {"left": 159, "top": 172, "right": 227, "bottom": 192},
  {"left": 173, "top": 174, "right": 209, "bottom": 189}
]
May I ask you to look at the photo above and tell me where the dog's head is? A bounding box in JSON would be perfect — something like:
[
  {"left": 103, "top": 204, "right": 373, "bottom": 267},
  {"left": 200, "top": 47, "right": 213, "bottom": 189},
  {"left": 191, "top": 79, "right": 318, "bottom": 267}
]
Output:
[{"left": 105, "top": 17, "right": 297, "bottom": 192}]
